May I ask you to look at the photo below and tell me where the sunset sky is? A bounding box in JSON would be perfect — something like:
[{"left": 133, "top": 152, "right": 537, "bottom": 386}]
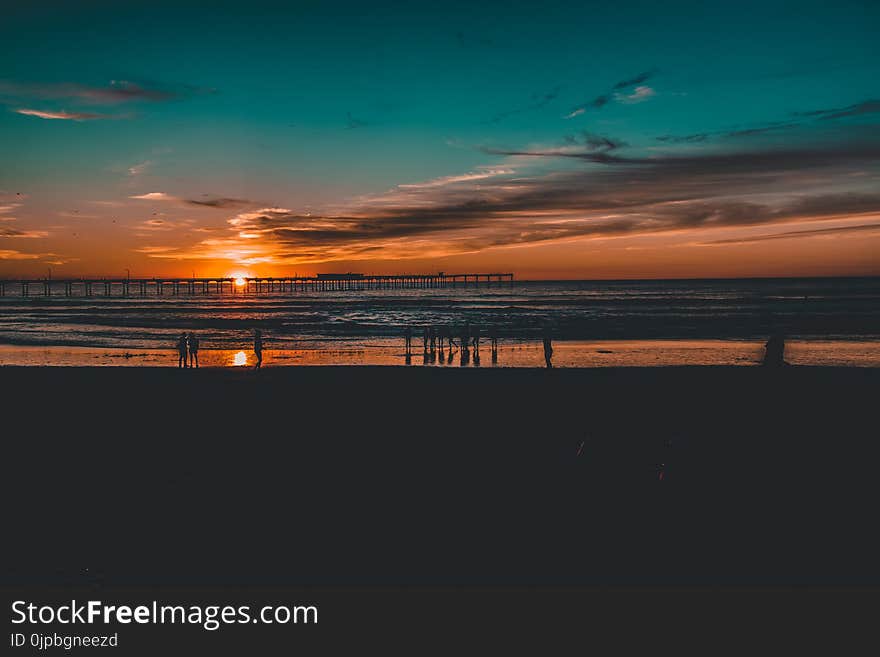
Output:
[{"left": 1, "top": 0, "right": 879, "bottom": 280}]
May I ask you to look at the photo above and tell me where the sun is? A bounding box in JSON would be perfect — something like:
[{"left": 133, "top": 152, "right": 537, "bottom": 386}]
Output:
[{"left": 228, "top": 272, "right": 250, "bottom": 287}]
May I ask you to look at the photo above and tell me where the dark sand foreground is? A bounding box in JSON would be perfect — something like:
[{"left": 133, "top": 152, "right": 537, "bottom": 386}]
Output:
[{"left": 4, "top": 365, "right": 879, "bottom": 586}]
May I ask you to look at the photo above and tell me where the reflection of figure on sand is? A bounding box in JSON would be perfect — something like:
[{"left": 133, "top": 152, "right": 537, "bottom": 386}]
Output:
[
  {"left": 542, "top": 325, "right": 553, "bottom": 368},
  {"left": 460, "top": 324, "right": 470, "bottom": 366},
  {"left": 254, "top": 328, "right": 263, "bottom": 369},
  {"left": 763, "top": 332, "right": 786, "bottom": 367},
  {"left": 188, "top": 332, "right": 200, "bottom": 369},
  {"left": 177, "top": 333, "right": 188, "bottom": 368},
  {"left": 471, "top": 324, "right": 480, "bottom": 366}
]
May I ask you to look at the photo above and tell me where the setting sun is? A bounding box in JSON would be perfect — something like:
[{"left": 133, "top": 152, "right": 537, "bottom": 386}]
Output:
[{"left": 228, "top": 272, "right": 250, "bottom": 287}]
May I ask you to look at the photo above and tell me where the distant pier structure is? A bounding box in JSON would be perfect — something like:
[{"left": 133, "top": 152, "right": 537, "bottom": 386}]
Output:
[{"left": 0, "top": 272, "right": 514, "bottom": 297}]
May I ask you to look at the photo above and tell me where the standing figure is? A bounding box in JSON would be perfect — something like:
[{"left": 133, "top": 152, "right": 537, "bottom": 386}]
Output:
[
  {"left": 404, "top": 326, "right": 413, "bottom": 356},
  {"left": 762, "top": 332, "right": 786, "bottom": 367},
  {"left": 490, "top": 325, "right": 499, "bottom": 364},
  {"left": 254, "top": 328, "right": 264, "bottom": 369},
  {"left": 177, "top": 333, "right": 188, "bottom": 368},
  {"left": 423, "top": 326, "right": 429, "bottom": 354},
  {"left": 188, "top": 332, "right": 200, "bottom": 369},
  {"left": 542, "top": 325, "right": 553, "bottom": 369}
]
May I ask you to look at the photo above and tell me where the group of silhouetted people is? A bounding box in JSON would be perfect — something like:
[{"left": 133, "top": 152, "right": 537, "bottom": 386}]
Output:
[
  {"left": 176, "top": 332, "right": 200, "bottom": 368},
  {"left": 176, "top": 328, "right": 264, "bottom": 369},
  {"left": 406, "top": 322, "right": 502, "bottom": 366},
  {"left": 404, "top": 322, "right": 555, "bottom": 367}
]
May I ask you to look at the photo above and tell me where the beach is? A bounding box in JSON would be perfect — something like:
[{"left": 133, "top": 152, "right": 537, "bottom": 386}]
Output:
[{"left": 5, "top": 364, "right": 879, "bottom": 587}]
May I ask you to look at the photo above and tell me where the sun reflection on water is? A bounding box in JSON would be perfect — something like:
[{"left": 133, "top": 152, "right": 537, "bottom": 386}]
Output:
[{"left": 232, "top": 350, "right": 248, "bottom": 366}]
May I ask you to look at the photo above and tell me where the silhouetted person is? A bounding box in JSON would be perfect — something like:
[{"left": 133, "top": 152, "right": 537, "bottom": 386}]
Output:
[
  {"left": 404, "top": 326, "right": 413, "bottom": 356},
  {"left": 429, "top": 326, "right": 437, "bottom": 354},
  {"left": 471, "top": 324, "right": 480, "bottom": 356},
  {"left": 763, "top": 332, "right": 786, "bottom": 367},
  {"left": 542, "top": 326, "right": 553, "bottom": 369},
  {"left": 489, "top": 325, "right": 498, "bottom": 363},
  {"left": 423, "top": 326, "right": 429, "bottom": 354},
  {"left": 177, "top": 333, "right": 188, "bottom": 368},
  {"left": 254, "top": 328, "right": 263, "bottom": 369},
  {"left": 188, "top": 332, "right": 200, "bottom": 369}
]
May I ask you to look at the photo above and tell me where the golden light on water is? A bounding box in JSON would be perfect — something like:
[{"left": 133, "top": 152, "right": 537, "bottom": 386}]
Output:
[{"left": 232, "top": 350, "right": 248, "bottom": 366}]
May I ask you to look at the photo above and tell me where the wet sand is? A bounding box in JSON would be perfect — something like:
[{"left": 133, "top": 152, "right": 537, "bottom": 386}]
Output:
[
  {"left": 2, "top": 338, "right": 879, "bottom": 367},
  {"left": 4, "top": 365, "right": 879, "bottom": 587}
]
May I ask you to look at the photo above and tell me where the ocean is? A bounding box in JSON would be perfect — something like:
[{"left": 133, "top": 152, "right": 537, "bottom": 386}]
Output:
[{"left": 1, "top": 277, "right": 878, "bottom": 367}]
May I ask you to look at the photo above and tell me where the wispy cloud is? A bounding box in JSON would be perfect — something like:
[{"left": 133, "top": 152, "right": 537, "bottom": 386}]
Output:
[
  {"left": 658, "top": 99, "right": 880, "bottom": 144},
  {"left": 486, "top": 85, "right": 563, "bottom": 123},
  {"left": 186, "top": 197, "right": 252, "bottom": 208},
  {"left": 130, "top": 192, "right": 177, "bottom": 201},
  {"left": 566, "top": 69, "right": 659, "bottom": 118},
  {"left": 0, "top": 226, "right": 49, "bottom": 238},
  {"left": 614, "top": 85, "right": 656, "bottom": 104},
  {"left": 795, "top": 99, "right": 880, "bottom": 121},
  {"left": 14, "top": 108, "right": 126, "bottom": 121},
  {"left": 128, "top": 160, "right": 152, "bottom": 176},
  {"left": 0, "top": 80, "right": 177, "bottom": 104},
  {"left": 701, "top": 222, "right": 880, "bottom": 245},
  {"left": 0, "top": 249, "right": 47, "bottom": 260},
  {"left": 129, "top": 192, "right": 254, "bottom": 208}
]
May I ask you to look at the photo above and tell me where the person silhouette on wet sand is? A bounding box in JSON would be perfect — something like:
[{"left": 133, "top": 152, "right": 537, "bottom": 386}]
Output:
[
  {"left": 404, "top": 326, "right": 413, "bottom": 356},
  {"left": 763, "top": 332, "right": 786, "bottom": 367},
  {"left": 542, "top": 325, "right": 554, "bottom": 369},
  {"left": 188, "top": 332, "right": 200, "bottom": 369},
  {"left": 177, "top": 333, "right": 188, "bottom": 368},
  {"left": 254, "top": 328, "right": 264, "bottom": 369}
]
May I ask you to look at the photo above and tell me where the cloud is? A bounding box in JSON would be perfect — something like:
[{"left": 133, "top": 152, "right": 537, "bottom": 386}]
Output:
[
  {"left": 0, "top": 249, "right": 44, "bottom": 260},
  {"left": 611, "top": 69, "right": 659, "bottom": 90},
  {"left": 486, "top": 85, "right": 563, "bottom": 123},
  {"left": 0, "top": 226, "right": 49, "bottom": 238},
  {"left": 186, "top": 197, "right": 252, "bottom": 208},
  {"left": 614, "top": 85, "right": 656, "bottom": 104},
  {"left": 566, "top": 69, "right": 658, "bottom": 118},
  {"left": 138, "top": 126, "right": 880, "bottom": 268},
  {"left": 657, "top": 100, "right": 880, "bottom": 145},
  {"left": 656, "top": 133, "right": 711, "bottom": 143},
  {"left": 129, "top": 192, "right": 255, "bottom": 209},
  {"left": 14, "top": 108, "right": 125, "bottom": 121},
  {"left": 795, "top": 99, "right": 880, "bottom": 121},
  {"left": 128, "top": 161, "right": 151, "bottom": 176},
  {"left": 130, "top": 192, "right": 178, "bottom": 201},
  {"left": 0, "top": 80, "right": 176, "bottom": 104},
  {"left": 701, "top": 222, "right": 880, "bottom": 245}
]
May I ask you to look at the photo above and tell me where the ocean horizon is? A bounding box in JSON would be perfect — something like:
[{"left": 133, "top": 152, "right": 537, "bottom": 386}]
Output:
[{"left": 2, "top": 276, "right": 878, "bottom": 367}]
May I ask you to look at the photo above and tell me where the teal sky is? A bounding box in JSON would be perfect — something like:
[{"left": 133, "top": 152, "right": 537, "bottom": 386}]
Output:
[{"left": 1, "top": 0, "right": 879, "bottom": 278}]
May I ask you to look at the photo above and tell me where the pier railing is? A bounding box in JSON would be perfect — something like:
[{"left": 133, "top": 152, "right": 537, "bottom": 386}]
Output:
[{"left": 0, "top": 273, "right": 514, "bottom": 297}]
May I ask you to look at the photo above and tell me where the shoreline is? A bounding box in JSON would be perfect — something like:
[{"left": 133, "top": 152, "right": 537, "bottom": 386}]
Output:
[{"left": 1, "top": 337, "right": 879, "bottom": 367}]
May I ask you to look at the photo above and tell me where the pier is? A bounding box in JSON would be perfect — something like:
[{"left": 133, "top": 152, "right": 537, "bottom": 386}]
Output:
[{"left": 0, "top": 272, "right": 514, "bottom": 297}]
